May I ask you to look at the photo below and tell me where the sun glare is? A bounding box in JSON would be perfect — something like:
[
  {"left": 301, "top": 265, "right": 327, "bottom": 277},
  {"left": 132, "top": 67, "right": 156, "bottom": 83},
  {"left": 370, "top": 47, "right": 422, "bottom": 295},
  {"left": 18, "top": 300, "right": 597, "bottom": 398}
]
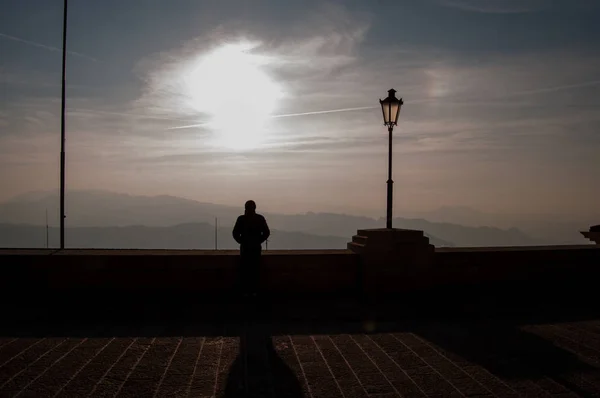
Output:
[{"left": 185, "top": 41, "right": 282, "bottom": 150}]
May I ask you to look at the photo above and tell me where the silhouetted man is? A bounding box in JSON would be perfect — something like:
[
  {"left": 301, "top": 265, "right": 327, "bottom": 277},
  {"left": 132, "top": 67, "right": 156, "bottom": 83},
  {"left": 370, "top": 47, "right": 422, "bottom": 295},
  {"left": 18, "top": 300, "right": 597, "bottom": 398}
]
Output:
[{"left": 232, "top": 200, "right": 270, "bottom": 297}]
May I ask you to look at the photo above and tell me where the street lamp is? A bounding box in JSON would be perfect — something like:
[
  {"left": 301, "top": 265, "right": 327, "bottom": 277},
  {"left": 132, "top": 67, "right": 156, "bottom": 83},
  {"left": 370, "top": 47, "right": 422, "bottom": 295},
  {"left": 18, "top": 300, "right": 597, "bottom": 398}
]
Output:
[{"left": 379, "top": 88, "right": 403, "bottom": 229}]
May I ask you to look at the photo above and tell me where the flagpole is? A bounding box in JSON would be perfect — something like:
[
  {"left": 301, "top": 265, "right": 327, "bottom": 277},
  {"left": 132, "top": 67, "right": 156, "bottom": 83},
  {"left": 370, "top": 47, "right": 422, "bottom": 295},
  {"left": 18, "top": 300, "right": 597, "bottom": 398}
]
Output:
[
  {"left": 45, "top": 209, "right": 49, "bottom": 249},
  {"left": 215, "top": 218, "right": 218, "bottom": 250},
  {"left": 60, "top": 0, "right": 68, "bottom": 249}
]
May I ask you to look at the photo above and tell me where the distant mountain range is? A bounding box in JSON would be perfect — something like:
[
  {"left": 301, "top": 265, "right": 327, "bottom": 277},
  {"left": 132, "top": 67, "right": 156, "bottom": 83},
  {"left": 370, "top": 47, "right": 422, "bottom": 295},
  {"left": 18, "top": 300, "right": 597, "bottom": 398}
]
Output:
[
  {"left": 0, "top": 223, "right": 353, "bottom": 250},
  {"left": 0, "top": 190, "right": 591, "bottom": 249},
  {"left": 403, "top": 206, "right": 593, "bottom": 245}
]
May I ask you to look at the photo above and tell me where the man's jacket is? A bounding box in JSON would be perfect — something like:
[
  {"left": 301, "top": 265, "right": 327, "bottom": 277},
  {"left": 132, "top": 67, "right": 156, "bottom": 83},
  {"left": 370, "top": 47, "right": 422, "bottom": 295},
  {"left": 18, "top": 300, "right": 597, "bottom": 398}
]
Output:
[{"left": 232, "top": 213, "right": 271, "bottom": 247}]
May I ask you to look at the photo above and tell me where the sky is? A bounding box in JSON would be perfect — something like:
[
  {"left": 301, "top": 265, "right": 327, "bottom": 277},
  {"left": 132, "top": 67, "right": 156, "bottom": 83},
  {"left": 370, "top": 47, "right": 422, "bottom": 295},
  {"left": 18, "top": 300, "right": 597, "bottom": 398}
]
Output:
[{"left": 1, "top": 0, "right": 599, "bottom": 219}]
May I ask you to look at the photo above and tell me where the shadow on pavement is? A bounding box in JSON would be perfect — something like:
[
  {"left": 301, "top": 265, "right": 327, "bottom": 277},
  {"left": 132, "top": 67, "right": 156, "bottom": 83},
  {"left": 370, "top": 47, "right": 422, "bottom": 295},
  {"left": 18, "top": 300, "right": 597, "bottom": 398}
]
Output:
[
  {"left": 222, "top": 323, "right": 303, "bottom": 398},
  {"left": 411, "top": 319, "right": 594, "bottom": 395}
]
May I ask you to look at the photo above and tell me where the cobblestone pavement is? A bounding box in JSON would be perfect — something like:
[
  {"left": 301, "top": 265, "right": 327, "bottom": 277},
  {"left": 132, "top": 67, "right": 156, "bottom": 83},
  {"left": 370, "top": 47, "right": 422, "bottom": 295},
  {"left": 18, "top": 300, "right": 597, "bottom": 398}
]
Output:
[{"left": 2, "top": 315, "right": 600, "bottom": 398}]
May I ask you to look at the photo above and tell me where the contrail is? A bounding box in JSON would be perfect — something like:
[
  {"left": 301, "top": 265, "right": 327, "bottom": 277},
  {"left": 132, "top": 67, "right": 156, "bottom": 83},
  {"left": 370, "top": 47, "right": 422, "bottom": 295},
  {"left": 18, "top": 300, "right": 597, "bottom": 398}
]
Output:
[
  {"left": 166, "top": 122, "right": 211, "bottom": 130},
  {"left": 270, "top": 105, "right": 378, "bottom": 118},
  {"left": 69, "top": 108, "right": 197, "bottom": 123},
  {"left": 509, "top": 80, "right": 600, "bottom": 96},
  {"left": 0, "top": 32, "right": 97, "bottom": 62},
  {"left": 166, "top": 106, "right": 378, "bottom": 130}
]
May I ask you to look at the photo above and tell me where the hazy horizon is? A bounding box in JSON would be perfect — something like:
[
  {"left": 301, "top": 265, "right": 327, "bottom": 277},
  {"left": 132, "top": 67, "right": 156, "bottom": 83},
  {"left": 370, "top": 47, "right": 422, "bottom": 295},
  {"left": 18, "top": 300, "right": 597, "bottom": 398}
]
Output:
[
  {"left": 3, "top": 188, "right": 597, "bottom": 222},
  {"left": 2, "top": 0, "right": 600, "bottom": 220},
  {"left": 4, "top": 189, "right": 592, "bottom": 248}
]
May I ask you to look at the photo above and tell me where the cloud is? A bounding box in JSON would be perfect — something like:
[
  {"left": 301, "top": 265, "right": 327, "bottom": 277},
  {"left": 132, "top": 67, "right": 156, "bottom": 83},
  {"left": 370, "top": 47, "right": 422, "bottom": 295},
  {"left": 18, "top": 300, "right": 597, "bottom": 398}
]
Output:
[{"left": 131, "top": 2, "right": 370, "bottom": 121}]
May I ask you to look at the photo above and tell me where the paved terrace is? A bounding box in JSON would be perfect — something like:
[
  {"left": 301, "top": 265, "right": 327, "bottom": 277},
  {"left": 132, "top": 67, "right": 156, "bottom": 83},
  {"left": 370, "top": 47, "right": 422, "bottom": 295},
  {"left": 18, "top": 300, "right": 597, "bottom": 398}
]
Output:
[
  {"left": 2, "top": 299, "right": 600, "bottom": 397},
  {"left": 2, "top": 244, "right": 600, "bottom": 397}
]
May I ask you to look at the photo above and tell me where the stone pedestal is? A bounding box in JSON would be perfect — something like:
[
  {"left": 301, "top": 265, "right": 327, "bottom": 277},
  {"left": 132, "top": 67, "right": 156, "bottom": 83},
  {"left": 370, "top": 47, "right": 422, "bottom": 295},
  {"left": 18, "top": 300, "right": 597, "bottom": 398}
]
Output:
[
  {"left": 581, "top": 231, "right": 600, "bottom": 245},
  {"left": 348, "top": 228, "right": 435, "bottom": 295}
]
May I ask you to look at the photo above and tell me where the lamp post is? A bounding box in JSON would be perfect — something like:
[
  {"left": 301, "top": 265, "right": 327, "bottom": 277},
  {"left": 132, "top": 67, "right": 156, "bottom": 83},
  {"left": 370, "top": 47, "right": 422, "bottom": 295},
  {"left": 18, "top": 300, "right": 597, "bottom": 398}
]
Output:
[{"left": 379, "top": 89, "right": 403, "bottom": 229}]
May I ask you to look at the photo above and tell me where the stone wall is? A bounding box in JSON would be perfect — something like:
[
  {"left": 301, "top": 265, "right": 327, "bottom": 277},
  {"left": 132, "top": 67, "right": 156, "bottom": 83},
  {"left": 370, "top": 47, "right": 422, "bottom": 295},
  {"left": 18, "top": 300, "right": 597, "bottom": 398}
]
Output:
[
  {"left": 1, "top": 245, "right": 599, "bottom": 295},
  {"left": 433, "top": 245, "right": 600, "bottom": 288},
  {"left": 0, "top": 250, "right": 360, "bottom": 295}
]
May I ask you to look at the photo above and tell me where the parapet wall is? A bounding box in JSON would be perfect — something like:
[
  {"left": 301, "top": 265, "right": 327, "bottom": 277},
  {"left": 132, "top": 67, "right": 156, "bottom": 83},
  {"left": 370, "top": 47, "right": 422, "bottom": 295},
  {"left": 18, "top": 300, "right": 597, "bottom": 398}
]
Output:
[
  {"left": 0, "top": 249, "right": 360, "bottom": 295},
  {"left": 1, "top": 245, "right": 599, "bottom": 295},
  {"left": 433, "top": 245, "right": 600, "bottom": 287}
]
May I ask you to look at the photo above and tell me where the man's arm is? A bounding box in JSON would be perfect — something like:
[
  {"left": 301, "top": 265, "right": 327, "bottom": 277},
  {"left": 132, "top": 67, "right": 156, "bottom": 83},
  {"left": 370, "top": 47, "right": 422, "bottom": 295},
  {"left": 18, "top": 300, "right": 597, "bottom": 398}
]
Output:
[
  {"left": 232, "top": 216, "right": 243, "bottom": 244},
  {"left": 261, "top": 216, "right": 271, "bottom": 243}
]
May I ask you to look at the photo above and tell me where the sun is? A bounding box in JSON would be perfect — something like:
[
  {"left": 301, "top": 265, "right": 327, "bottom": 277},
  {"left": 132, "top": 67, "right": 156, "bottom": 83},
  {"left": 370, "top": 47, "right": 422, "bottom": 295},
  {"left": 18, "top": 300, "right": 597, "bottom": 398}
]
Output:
[{"left": 185, "top": 41, "right": 282, "bottom": 150}]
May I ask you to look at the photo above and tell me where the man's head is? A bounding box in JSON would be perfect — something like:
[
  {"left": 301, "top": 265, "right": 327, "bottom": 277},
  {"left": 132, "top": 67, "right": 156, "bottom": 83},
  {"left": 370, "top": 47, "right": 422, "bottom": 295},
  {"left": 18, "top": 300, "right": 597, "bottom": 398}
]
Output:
[{"left": 244, "top": 200, "right": 257, "bottom": 214}]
